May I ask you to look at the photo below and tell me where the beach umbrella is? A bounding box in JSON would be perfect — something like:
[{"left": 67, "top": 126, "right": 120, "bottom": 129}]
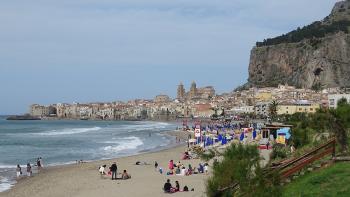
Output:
[
  {"left": 218, "top": 134, "right": 222, "bottom": 141},
  {"left": 239, "top": 132, "right": 244, "bottom": 141},
  {"left": 252, "top": 129, "right": 257, "bottom": 140}
]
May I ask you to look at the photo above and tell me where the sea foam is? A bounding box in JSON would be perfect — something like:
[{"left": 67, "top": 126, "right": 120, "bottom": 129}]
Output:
[
  {"left": 37, "top": 127, "right": 101, "bottom": 136},
  {"left": 0, "top": 177, "right": 15, "bottom": 192},
  {"left": 102, "top": 136, "right": 144, "bottom": 153}
]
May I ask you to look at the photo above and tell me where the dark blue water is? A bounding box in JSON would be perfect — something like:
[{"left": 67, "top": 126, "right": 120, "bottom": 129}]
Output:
[{"left": 0, "top": 117, "right": 178, "bottom": 192}]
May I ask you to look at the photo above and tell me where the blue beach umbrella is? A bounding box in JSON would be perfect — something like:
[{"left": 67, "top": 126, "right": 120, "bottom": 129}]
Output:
[
  {"left": 252, "top": 129, "right": 257, "bottom": 140},
  {"left": 240, "top": 132, "right": 244, "bottom": 141}
]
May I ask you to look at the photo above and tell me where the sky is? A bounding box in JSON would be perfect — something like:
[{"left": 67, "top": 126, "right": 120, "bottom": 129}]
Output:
[{"left": 0, "top": 0, "right": 339, "bottom": 114}]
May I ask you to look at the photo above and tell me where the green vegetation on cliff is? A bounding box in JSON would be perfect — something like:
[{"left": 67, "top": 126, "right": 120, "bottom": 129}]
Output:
[{"left": 256, "top": 20, "right": 350, "bottom": 47}]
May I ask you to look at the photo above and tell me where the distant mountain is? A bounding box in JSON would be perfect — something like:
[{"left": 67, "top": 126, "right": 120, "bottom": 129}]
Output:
[{"left": 246, "top": 0, "right": 350, "bottom": 89}]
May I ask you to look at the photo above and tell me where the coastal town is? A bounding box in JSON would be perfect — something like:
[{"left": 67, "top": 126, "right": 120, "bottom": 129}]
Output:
[{"left": 28, "top": 82, "right": 350, "bottom": 121}]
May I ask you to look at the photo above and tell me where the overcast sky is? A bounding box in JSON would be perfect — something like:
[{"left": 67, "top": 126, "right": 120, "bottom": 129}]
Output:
[{"left": 0, "top": 0, "right": 339, "bottom": 114}]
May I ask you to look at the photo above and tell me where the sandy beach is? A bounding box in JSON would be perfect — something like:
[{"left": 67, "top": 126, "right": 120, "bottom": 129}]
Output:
[{"left": 0, "top": 131, "right": 208, "bottom": 197}]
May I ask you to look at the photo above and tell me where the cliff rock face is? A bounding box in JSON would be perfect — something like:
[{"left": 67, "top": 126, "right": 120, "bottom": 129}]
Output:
[{"left": 247, "top": 0, "right": 350, "bottom": 88}]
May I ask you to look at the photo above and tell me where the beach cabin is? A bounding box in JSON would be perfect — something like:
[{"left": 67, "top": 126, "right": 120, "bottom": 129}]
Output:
[{"left": 259, "top": 124, "right": 293, "bottom": 149}]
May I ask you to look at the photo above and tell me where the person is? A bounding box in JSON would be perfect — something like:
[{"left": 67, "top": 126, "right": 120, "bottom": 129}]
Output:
[
  {"left": 183, "top": 185, "right": 189, "bottom": 192},
  {"left": 175, "top": 167, "right": 180, "bottom": 174},
  {"left": 204, "top": 163, "right": 209, "bottom": 174},
  {"left": 175, "top": 181, "right": 180, "bottom": 192},
  {"left": 36, "top": 158, "right": 42, "bottom": 171},
  {"left": 26, "top": 163, "right": 32, "bottom": 177},
  {"left": 159, "top": 167, "right": 163, "bottom": 174},
  {"left": 186, "top": 164, "right": 193, "bottom": 175},
  {"left": 39, "top": 157, "right": 44, "bottom": 168},
  {"left": 163, "top": 179, "right": 173, "bottom": 193},
  {"left": 110, "top": 162, "right": 117, "bottom": 180},
  {"left": 168, "top": 160, "right": 174, "bottom": 171},
  {"left": 176, "top": 161, "right": 182, "bottom": 168},
  {"left": 180, "top": 166, "right": 186, "bottom": 176},
  {"left": 16, "top": 164, "right": 22, "bottom": 178},
  {"left": 99, "top": 165, "right": 106, "bottom": 175},
  {"left": 198, "top": 163, "right": 204, "bottom": 173},
  {"left": 154, "top": 161, "right": 158, "bottom": 171},
  {"left": 121, "top": 170, "right": 131, "bottom": 179}
]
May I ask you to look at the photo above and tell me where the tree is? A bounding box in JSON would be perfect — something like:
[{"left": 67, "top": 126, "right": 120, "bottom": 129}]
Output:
[
  {"left": 268, "top": 100, "right": 279, "bottom": 121},
  {"left": 310, "top": 99, "right": 350, "bottom": 152},
  {"left": 201, "top": 144, "right": 281, "bottom": 197}
]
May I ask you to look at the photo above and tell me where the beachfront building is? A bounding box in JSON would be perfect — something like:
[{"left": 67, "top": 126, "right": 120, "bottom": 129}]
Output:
[
  {"left": 30, "top": 104, "right": 56, "bottom": 117},
  {"left": 277, "top": 101, "right": 320, "bottom": 115},
  {"left": 328, "top": 94, "right": 350, "bottom": 109},
  {"left": 255, "top": 102, "right": 270, "bottom": 117}
]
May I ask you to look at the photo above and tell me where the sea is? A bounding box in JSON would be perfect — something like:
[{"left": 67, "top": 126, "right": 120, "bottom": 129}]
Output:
[{"left": 0, "top": 116, "right": 179, "bottom": 192}]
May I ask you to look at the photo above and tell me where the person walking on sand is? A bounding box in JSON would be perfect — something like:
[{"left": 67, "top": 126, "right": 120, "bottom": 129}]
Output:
[
  {"left": 110, "top": 162, "right": 118, "bottom": 180},
  {"left": 26, "top": 163, "right": 32, "bottom": 177},
  {"left": 36, "top": 158, "right": 42, "bottom": 171},
  {"left": 16, "top": 164, "right": 22, "bottom": 178},
  {"left": 154, "top": 161, "right": 158, "bottom": 171},
  {"left": 39, "top": 157, "right": 44, "bottom": 168}
]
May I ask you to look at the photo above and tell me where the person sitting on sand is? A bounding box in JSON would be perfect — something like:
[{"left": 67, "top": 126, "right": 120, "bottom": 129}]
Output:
[
  {"left": 168, "top": 160, "right": 174, "bottom": 170},
  {"left": 175, "top": 181, "right": 180, "bottom": 192},
  {"left": 121, "top": 170, "right": 131, "bottom": 180},
  {"left": 99, "top": 165, "right": 106, "bottom": 175},
  {"left": 175, "top": 166, "right": 181, "bottom": 174},
  {"left": 176, "top": 161, "right": 182, "bottom": 168},
  {"left": 186, "top": 164, "right": 193, "bottom": 176},
  {"left": 182, "top": 151, "right": 190, "bottom": 160},
  {"left": 163, "top": 179, "right": 175, "bottom": 193},
  {"left": 180, "top": 166, "right": 186, "bottom": 176}
]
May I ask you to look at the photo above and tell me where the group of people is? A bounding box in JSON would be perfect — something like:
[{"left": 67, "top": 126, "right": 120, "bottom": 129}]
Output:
[
  {"left": 98, "top": 162, "right": 131, "bottom": 180},
  {"left": 162, "top": 160, "right": 208, "bottom": 176},
  {"left": 16, "top": 157, "right": 43, "bottom": 178},
  {"left": 163, "top": 179, "right": 192, "bottom": 193}
]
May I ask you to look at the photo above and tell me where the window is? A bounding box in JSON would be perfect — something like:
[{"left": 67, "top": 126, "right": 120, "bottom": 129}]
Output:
[
  {"left": 330, "top": 99, "right": 335, "bottom": 105},
  {"left": 310, "top": 108, "right": 313, "bottom": 111},
  {"left": 299, "top": 108, "right": 302, "bottom": 111}
]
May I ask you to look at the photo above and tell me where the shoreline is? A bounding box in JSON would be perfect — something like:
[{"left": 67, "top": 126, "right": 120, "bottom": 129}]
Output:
[{"left": 0, "top": 130, "right": 207, "bottom": 197}]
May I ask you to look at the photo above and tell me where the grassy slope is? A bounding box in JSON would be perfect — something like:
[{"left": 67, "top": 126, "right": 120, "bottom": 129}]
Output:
[{"left": 283, "top": 162, "right": 350, "bottom": 197}]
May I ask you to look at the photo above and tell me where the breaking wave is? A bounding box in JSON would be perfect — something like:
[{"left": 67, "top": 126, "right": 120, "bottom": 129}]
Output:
[
  {"left": 36, "top": 127, "right": 101, "bottom": 136},
  {"left": 102, "top": 136, "right": 144, "bottom": 153}
]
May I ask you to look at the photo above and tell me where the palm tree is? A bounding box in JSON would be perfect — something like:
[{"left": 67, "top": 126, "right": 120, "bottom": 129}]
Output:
[{"left": 268, "top": 100, "right": 279, "bottom": 121}]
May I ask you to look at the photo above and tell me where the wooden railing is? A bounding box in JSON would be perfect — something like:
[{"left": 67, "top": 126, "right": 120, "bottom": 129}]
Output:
[{"left": 272, "top": 138, "right": 336, "bottom": 179}]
